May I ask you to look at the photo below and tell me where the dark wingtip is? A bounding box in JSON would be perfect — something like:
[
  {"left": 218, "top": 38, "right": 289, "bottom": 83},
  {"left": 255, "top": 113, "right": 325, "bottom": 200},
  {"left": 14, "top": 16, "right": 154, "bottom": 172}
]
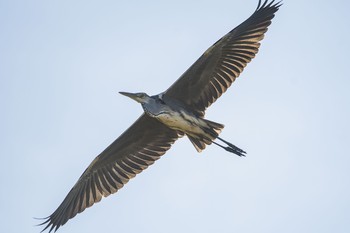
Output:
[
  {"left": 34, "top": 216, "right": 59, "bottom": 233},
  {"left": 256, "top": 0, "right": 262, "bottom": 10},
  {"left": 34, "top": 216, "right": 48, "bottom": 228},
  {"left": 256, "top": 0, "right": 283, "bottom": 11}
]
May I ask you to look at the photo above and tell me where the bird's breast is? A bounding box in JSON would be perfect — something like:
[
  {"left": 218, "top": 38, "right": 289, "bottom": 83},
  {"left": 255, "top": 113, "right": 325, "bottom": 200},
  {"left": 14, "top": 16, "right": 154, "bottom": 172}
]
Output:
[{"left": 155, "top": 110, "right": 205, "bottom": 135}]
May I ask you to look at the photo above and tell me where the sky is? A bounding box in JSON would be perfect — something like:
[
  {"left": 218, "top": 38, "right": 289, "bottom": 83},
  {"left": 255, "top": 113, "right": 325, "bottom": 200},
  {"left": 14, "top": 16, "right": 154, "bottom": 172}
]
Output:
[{"left": 1, "top": 0, "right": 350, "bottom": 232}]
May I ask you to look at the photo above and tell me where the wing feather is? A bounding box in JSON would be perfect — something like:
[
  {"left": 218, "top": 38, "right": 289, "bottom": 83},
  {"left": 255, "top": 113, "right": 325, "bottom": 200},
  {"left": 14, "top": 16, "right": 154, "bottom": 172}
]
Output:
[
  {"left": 40, "top": 114, "right": 179, "bottom": 232},
  {"left": 165, "top": 0, "right": 281, "bottom": 116}
]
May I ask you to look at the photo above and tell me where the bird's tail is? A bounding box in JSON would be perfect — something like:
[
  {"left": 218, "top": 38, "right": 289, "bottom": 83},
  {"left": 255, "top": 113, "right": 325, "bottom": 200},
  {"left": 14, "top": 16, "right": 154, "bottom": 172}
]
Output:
[
  {"left": 187, "top": 119, "right": 223, "bottom": 152},
  {"left": 203, "top": 119, "right": 224, "bottom": 135}
]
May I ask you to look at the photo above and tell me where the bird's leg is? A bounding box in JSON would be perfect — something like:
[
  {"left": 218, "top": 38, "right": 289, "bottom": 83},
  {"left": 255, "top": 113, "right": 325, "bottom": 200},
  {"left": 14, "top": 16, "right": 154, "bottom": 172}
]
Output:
[
  {"left": 200, "top": 126, "right": 246, "bottom": 156},
  {"left": 215, "top": 137, "right": 246, "bottom": 157},
  {"left": 212, "top": 141, "right": 234, "bottom": 153}
]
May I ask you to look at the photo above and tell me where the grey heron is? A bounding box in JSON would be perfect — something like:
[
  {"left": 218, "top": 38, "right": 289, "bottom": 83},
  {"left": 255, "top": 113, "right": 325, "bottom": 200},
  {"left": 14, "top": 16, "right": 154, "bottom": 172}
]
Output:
[{"left": 40, "top": 0, "right": 281, "bottom": 232}]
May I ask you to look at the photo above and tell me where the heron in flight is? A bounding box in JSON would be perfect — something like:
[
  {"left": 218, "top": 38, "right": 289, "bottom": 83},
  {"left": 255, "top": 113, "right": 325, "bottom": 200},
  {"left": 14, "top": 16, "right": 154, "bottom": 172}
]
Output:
[{"left": 40, "top": 1, "right": 281, "bottom": 232}]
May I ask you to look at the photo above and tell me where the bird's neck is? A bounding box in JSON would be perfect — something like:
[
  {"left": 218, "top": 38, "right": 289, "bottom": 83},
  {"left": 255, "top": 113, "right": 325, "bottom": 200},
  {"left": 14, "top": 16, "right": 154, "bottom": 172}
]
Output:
[{"left": 141, "top": 99, "right": 160, "bottom": 117}]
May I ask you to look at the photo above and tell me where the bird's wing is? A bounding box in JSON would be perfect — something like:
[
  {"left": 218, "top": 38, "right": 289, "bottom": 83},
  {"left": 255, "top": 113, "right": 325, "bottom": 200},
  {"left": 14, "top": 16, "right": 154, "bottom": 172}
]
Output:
[
  {"left": 165, "top": 0, "right": 281, "bottom": 116},
  {"left": 40, "top": 114, "right": 179, "bottom": 233}
]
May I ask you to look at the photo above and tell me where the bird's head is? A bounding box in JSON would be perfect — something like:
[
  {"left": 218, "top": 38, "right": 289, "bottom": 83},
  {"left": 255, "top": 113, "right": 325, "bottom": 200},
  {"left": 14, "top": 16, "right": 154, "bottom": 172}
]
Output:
[{"left": 119, "top": 91, "right": 151, "bottom": 104}]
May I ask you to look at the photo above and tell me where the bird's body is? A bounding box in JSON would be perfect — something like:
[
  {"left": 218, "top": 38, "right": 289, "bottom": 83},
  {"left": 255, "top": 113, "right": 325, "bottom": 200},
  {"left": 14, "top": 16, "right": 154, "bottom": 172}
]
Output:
[
  {"left": 120, "top": 91, "right": 243, "bottom": 154},
  {"left": 40, "top": 1, "right": 281, "bottom": 232}
]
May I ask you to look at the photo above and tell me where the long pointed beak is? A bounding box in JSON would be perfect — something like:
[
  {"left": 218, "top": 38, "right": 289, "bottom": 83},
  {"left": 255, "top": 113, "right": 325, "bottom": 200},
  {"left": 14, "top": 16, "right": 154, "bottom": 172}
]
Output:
[{"left": 119, "top": 92, "right": 139, "bottom": 101}]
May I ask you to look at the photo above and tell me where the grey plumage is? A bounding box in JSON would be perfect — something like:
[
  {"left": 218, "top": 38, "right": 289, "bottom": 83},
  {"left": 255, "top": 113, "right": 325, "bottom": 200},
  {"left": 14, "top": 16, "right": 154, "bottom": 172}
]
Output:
[{"left": 39, "top": 1, "right": 281, "bottom": 232}]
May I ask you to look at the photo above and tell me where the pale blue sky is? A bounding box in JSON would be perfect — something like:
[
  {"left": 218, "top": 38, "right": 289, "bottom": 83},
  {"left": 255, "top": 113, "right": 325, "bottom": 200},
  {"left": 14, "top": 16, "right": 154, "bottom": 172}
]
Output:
[{"left": 2, "top": 0, "right": 350, "bottom": 233}]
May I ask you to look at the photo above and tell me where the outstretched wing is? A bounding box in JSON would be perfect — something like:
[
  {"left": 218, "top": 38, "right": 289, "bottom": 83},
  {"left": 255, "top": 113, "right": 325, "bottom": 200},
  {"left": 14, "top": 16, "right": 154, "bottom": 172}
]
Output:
[
  {"left": 40, "top": 114, "right": 179, "bottom": 232},
  {"left": 165, "top": 0, "right": 281, "bottom": 116}
]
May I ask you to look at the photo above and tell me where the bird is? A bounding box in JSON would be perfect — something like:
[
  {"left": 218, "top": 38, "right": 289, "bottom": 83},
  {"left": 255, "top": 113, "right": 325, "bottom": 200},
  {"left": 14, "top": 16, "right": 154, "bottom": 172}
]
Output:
[{"left": 39, "top": 1, "right": 281, "bottom": 232}]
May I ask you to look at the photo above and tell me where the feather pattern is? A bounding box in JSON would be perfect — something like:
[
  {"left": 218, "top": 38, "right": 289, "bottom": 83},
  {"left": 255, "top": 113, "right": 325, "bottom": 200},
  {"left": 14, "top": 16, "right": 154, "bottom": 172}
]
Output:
[
  {"left": 40, "top": 114, "right": 179, "bottom": 232},
  {"left": 165, "top": 0, "right": 281, "bottom": 116}
]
